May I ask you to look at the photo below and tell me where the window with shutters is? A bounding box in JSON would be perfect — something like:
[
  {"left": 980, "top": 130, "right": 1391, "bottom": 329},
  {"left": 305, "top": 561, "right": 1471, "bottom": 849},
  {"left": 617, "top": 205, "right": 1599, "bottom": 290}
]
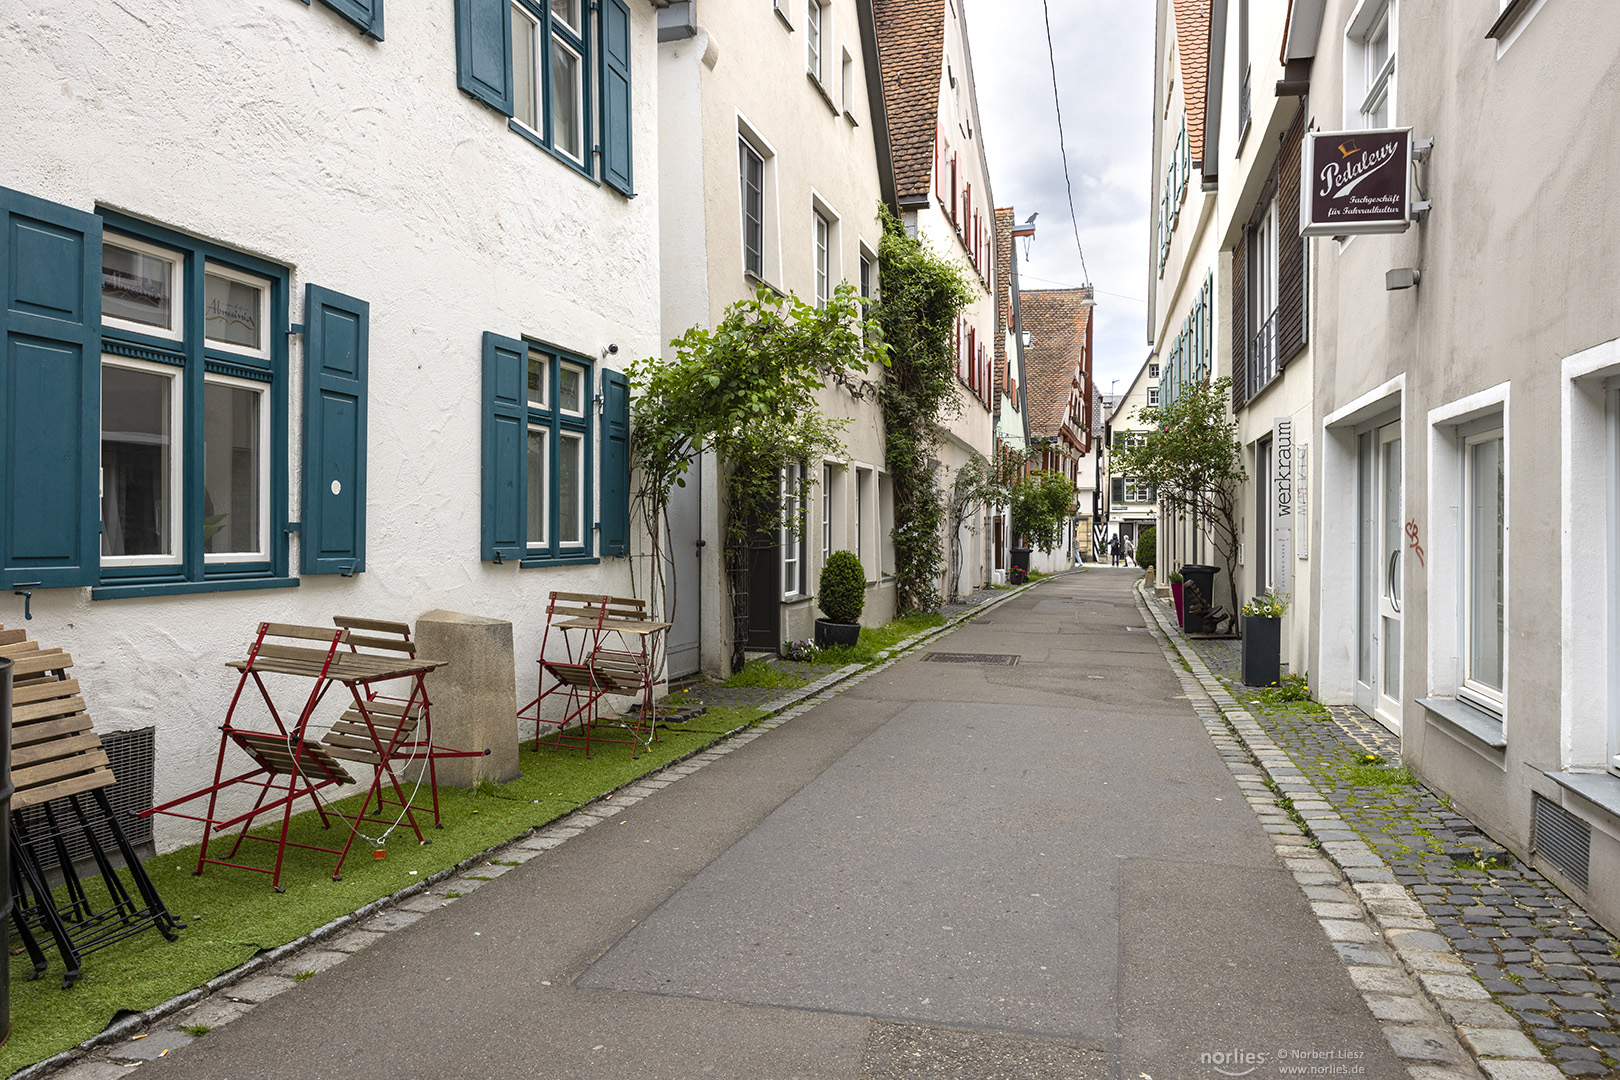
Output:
[
  {"left": 481, "top": 333, "right": 622, "bottom": 566},
  {"left": 95, "top": 217, "right": 294, "bottom": 596},
  {"left": 310, "top": 0, "right": 384, "bottom": 40},
  {"left": 455, "top": 0, "right": 633, "bottom": 194},
  {"left": 1246, "top": 199, "right": 1279, "bottom": 401}
]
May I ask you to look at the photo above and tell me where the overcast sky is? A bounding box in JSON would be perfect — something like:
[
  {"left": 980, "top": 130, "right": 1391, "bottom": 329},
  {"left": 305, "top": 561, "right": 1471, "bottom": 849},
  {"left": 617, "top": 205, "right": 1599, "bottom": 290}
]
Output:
[{"left": 965, "top": 0, "right": 1154, "bottom": 401}]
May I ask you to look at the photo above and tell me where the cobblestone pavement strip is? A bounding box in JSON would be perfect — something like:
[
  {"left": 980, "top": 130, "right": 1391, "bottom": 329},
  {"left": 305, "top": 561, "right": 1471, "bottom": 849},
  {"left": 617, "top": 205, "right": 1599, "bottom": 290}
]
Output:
[
  {"left": 33, "top": 578, "right": 1056, "bottom": 1080},
  {"left": 1139, "top": 582, "right": 1620, "bottom": 1080}
]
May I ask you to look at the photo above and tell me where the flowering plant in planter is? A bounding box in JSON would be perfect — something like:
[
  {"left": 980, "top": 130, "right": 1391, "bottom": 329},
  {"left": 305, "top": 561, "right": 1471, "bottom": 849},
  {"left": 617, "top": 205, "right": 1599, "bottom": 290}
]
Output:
[
  {"left": 1241, "top": 588, "right": 1290, "bottom": 618},
  {"left": 782, "top": 639, "right": 820, "bottom": 663}
]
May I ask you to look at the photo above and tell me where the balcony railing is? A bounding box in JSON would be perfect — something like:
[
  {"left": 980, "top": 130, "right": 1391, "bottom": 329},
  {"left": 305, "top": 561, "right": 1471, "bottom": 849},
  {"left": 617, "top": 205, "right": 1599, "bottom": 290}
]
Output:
[
  {"left": 1239, "top": 66, "right": 1252, "bottom": 137},
  {"left": 1248, "top": 310, "right": 1278, "bottom": 401}
]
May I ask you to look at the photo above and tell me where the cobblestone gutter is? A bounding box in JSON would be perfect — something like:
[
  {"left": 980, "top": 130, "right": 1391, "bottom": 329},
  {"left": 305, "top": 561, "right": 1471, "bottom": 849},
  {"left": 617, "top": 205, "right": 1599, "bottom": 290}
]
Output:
[{"left": 1138, "top": 580, "right": 1620, "bottom": 1080}]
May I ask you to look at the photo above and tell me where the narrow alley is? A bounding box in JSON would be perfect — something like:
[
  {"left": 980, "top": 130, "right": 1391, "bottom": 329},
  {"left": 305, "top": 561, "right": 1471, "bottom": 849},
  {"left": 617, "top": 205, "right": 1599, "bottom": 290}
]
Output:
[{"left": 100, "top": 571, "right": 1418, "bottom": 1080}]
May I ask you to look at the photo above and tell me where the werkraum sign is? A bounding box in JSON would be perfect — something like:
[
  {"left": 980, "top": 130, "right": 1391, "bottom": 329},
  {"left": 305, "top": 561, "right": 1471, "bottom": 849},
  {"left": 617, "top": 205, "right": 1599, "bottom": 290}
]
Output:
[{"left": 1301, "top": 127, "right": 1412, "bottom": 236}]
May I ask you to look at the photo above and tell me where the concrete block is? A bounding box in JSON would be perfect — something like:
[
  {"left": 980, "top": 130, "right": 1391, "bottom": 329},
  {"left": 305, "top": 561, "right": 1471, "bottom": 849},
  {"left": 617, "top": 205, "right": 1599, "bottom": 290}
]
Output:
[
  {"left": 1477, "top": 1062, "right": 1565, "bottom": 1080},
  {"left": 415, "top": 609, "right": 520, "bottom": 786}
]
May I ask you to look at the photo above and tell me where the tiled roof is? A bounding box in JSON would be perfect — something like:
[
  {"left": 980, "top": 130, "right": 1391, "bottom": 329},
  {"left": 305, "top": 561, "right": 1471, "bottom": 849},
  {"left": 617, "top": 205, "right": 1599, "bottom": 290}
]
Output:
[
  {"left": 1020, "top": 288, "right": 1092, "bottom": 439},
  {"left": 873, "top": 0, "right": 946, "bottom": 201},
  {"left": 994, "top": 206, "right": 1015, "bottom": 399},
  {"left": 1172, "top": 0, "right": 1210, "bottom": 163}
]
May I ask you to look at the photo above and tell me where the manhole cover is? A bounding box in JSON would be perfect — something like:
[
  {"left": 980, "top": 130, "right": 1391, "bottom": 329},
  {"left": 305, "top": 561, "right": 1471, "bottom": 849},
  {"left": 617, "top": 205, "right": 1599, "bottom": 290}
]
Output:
[{"left": 922, "top": 652, "right": 1019, "bottom": 665}]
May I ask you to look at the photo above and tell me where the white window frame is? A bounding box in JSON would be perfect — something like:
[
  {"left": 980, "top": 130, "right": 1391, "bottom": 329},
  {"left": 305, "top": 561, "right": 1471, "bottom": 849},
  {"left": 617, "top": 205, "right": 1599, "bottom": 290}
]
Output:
[
  {"left": 854, "top": 465, "right": 872, "bottom": 576},
  {"left": 1344, "top": 0, "right": 1396, "bottom": 130},
  {"left": 102, "top": 235, "right": 184, "bottom": 343},
  {"left": 1147, "top": 387, "right": 1160, "bottom": 406},
  {"left": 559, "top": 360, "right": 588, "bottom": 418},
  {"left": 1459, "top": 421, "right": 1506, "bottom": 714},
  {"left": 200, "top": 372, "right": 271, "bottom": 563},
  {"left": 781, "top": 462, "right": 807, "bottom": 599},
  {"left": 557, "top": 429, "right": 586, "bottom": 549},
  {"left": 1125, "top": 478, "right": 1153, "bottom": 504},
  {"left": 99, "top": 356, "right": 184, "bottom": 568},
  {"left": 550, "top": 34, "right": 587, "bottom": 164},
  {"left": 511, "top": 1, "right": 542, "bottom": 134},
  {"left": 526, "top": 423, "right": 550, "bottom": 550},
  {"left": 737, "top": 115, "right": 780, "bottom": 287},
  {"left": 813, "top": 211, "right": 830, "bottom": 308},
  {"left": 202, "top": 261, "right": 272, "bottom": 362},
  {"left": 1607, "top": 384, "right": 1620, "bottom": 772},
  {"left": 806, "top": 0, "right": 823, "bottom": 80},
  {"left": 840, "top": 46, "right": 855, "bottom": 116},
  {"left": 1249, "top": 200, "right": 1279, "bottom": 396}
]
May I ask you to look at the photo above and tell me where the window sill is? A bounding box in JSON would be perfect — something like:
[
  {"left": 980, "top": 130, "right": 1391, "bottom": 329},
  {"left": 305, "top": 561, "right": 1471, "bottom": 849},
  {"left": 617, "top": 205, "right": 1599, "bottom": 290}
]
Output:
[
  {"left": 1418, "top": 696, "right": 1506, "bottom": 749},
  {"left": 507, "top": 120, "right": 598, "bottom": 187},
  {"left": 92, "top": 576, "right": 300, "bottom": 601},
  {"left": 519, "top": 554, "right": 601, "bottom": 569},
  {"left": 1543, "top": 771, "right": 1620, "bottom": 821},
  {"left": 807, "top": 72, "right": 838, "bottom": 116},
  {"left": 774, "top": 4, "right": 793, "bottom": 31},
  {"left": 1487, "top": 0, "right": 1537, "bottom": 39},
  {"left": 743, "top": 271, "right": 785, "bottom": 298}
]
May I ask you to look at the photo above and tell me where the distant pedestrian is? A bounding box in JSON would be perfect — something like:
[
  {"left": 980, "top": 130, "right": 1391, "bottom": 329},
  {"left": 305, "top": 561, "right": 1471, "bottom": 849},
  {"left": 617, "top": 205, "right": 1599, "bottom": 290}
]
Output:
[
  {"left": 1125, "top": 537, "right": 1135, "bottom": 564},
  {"left": 1109, "top": 535, "right": 1122, "bottom": 565}
]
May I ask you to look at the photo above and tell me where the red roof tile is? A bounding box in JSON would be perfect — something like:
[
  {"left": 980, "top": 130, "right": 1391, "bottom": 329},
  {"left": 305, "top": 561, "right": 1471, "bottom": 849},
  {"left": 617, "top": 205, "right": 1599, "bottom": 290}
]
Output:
[
  {"left": 1020, "top": 289, "right": 1092, "bottom": 439},
  {"left": 873, "top": 0, "right": 946, "bottom": 201},
  {"left": 1172, "top": 0, "right": 1210, "bottom": 163}
]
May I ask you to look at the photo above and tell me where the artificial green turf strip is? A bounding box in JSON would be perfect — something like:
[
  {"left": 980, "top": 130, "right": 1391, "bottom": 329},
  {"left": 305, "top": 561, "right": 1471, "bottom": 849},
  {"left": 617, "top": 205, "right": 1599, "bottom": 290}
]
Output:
[{"left": 1, "top": 706, "right": 764, "bottom": 1076}]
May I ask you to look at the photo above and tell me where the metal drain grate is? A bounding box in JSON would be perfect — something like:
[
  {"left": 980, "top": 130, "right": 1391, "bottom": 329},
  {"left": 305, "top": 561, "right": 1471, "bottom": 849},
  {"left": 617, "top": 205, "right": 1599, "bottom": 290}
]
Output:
[
  {"left": 922, "top": 652, "right": 1019, "bottom": 665},
  {"left": 1533, "top": 794, "right": 1591, "bottom": 888},
  {"left": 17, "top": 727, "right": 156, "bottom": 869}
]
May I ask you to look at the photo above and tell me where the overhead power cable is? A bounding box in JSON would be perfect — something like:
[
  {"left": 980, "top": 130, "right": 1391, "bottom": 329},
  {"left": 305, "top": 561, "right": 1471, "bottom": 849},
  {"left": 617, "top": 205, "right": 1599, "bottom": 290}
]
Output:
[{"left": 1041, "top": 0, "right": 1092, "bottom": 287}]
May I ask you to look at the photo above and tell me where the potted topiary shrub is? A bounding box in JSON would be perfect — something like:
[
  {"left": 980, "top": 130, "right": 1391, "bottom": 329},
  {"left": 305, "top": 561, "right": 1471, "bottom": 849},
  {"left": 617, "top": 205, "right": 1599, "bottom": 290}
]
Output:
[{"left": 815, "top": 550, "right": 865, "bottom": 647}]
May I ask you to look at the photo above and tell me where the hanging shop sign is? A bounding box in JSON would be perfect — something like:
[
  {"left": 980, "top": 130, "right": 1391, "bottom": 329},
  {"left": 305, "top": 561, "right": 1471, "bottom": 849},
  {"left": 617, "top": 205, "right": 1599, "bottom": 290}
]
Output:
[{"left": 1301, "top": 128, "right": 1411, "bottom": 236}]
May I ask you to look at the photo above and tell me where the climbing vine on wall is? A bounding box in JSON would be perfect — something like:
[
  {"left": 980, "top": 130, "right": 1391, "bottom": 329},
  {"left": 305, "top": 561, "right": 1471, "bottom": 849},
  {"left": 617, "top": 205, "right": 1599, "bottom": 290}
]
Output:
[{"left": 874, "top": 207, "right": 977, "bottom": 614}]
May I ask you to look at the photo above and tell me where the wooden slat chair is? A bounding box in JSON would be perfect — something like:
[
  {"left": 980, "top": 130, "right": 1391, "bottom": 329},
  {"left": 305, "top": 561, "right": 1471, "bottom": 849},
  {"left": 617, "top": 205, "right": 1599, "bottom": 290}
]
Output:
[
  {"left": 517, "top": 593, "right": 666, "bottom": 759},
  {"left": 143, "top": 623, "right": 365, "bottom": 891},
  {"left": 1, "top": 626, "right": 182, "bottom": 988},
  {"left": 322, "top": 616, "right": 484, "bottom": 831}
]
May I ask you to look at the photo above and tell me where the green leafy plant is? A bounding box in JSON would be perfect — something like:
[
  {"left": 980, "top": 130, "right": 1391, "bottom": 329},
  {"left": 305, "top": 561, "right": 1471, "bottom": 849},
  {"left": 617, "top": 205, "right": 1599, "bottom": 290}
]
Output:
[
  {"left": 1253, "top": 673, "right": 1311, "bottom": 704},
  {"left": 1241, "top": 588, "right": 1290, "bottom": 618},
  {"left": 1341, "top": 762, "right": 1416, "bottom": 788},
  {"left": 944, "top": 448, "right": 1017, "bottom": 601},
  {"left": 1010, "top": 469, "right": 1076, "bottom": 553},
  {"left": 629, "top": 282, "right": 882, "bottom": 672},
  {"left": 293, "top": 970, "right": 316, "bottom": 982},
  {"left": 818, "top": 550, "right": 866, "bottom": 624},
  {"left": 1135, "top": 525, "right": 1157, "bottom": 568},
  {"left": 781, "top": 639, "right": 820, "bottom": 663},
  {"left": 1112, "top": 377, "right": 1246, "bottom": 614},
  {"left": 181, "top": 1025, "right": 212, "bottom": 1038},
  {"left": 1168, "top": 569, "right": 1183, "bottom": 584},
  {"left": 874, "top": 205, "right": 977, "bottom": 614}
]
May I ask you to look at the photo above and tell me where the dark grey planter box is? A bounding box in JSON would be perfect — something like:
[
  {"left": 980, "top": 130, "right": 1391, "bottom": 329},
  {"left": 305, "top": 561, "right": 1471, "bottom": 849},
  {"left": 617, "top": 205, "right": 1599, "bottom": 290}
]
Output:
[
  {"left": 1241, "top": 615, "right": 1282, "bottom": 687},
  {"left": 814, "top": 619, "right": 861, "bottom": 648}
]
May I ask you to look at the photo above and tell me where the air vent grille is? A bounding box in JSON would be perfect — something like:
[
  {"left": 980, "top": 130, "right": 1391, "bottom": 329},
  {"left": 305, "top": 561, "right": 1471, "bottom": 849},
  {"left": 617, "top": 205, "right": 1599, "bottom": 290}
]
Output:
[
  {"left": 1532, "top": 794, "right": 1591, "bottom": 888},
  {"left": 18, "top": 727, "right": 156, "bottom": 869}
]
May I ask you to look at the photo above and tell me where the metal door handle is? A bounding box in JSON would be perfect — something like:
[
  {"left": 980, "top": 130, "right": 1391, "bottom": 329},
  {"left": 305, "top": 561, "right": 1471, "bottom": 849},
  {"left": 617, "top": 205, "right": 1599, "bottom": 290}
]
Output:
[{"left": 1387, "top": 550, "right": 1401, "bottom": 613}]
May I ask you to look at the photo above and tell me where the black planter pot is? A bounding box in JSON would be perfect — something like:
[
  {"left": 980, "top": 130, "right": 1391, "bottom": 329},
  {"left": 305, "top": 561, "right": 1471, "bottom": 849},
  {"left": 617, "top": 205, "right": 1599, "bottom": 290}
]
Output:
[
  {"left": 1009, "top": 547, "right": 1032, "bottom": 572},
  {"left": 814, "top": 619, "right": 861, "bottom": 648},
  {"left": 1241, "top": 615, "right": 1282, "bottom": 687},
  {"left": 1179, "top": 564, "right": 1221, "bottom": 634}
]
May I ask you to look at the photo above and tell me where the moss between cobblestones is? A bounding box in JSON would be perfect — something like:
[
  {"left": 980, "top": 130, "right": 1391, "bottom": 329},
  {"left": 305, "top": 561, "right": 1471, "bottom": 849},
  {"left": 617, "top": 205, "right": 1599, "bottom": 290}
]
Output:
[
  {"left": 1, "top": 705, "right": 764, "bottom": 1077},
  {"left": 1159, "top": 598, "right": 1620, "bottom": 1071}
]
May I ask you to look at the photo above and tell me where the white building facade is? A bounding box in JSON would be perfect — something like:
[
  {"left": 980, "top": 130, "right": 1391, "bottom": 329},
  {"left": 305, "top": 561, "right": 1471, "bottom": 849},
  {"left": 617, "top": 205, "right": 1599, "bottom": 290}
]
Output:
[{"left": 1, "top": 0, "right": 661, "bottom": 848}]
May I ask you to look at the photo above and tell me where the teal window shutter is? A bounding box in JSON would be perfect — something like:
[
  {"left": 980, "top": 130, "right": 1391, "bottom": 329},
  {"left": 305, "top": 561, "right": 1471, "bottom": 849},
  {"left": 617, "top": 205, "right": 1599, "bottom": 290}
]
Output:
[
  {"left": 599, "top": 0, "right": 634, "bottom": 195},
  {"left": 319, "top": 0, "right": 383, "bottom": 38},
  {"left": 600, "top": 368, "right": 630, "bottom": 556},
  {"left": 1, "top": 185, "right": 102, "bottom": 589},
  {"left": 482, "top": 331, "right": 528, "bottom": 562},
  {"left": 1111, "top": 478, "right": 1125, "bottom": 504},
  {"left": 301, "top": 284, "right": 369, "bottom": 575},
  {"left": 455, "top": 0, "right": 514, "bottom": 116}
]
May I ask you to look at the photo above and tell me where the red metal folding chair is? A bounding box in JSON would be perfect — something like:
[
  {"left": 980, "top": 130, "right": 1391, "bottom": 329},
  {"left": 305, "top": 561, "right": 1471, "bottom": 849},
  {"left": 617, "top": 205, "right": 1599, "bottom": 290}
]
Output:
[
  {"left": 518, "top": 593, "right": 669, "bottom": 758},
  {"left": 144, "top": 622, "right": 441, "bottom": 890}
]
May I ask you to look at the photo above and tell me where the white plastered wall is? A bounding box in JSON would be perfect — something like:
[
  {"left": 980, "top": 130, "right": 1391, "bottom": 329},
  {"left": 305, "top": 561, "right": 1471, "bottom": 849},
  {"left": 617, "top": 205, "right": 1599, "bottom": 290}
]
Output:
[{"left": 0, "top": 0, "right": 663, "bottom": 848}]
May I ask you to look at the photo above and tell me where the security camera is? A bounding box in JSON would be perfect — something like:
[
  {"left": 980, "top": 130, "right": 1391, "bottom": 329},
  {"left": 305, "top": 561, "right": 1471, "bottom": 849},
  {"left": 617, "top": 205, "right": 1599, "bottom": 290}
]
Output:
[{"left": 605, "top": 343, "right": 619, "bottom": 355}]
